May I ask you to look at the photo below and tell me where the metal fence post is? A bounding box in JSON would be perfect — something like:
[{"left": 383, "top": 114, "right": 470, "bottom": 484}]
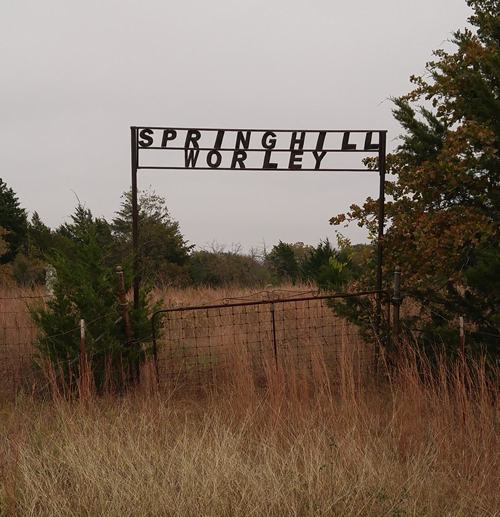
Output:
[
  {"left": 79, "top": 318, "right": 90, "bottom": 399},
  {"left": 459, "top": 316, "right": 465, "bottom": 356},
  {"left": 392, "top": 266, "right": 401, "bottom": 345},
  {"left": 270, "top": 302, "right": 278, "bottom": 370},
  {"left": 150, "top": 311, "right": 160, "bottom": 386},
  {"left": 116, "top": 265, "right": 133, "bottom": 345},
  {"left": 79, "top": 318, "right": 86, "bottom": 369}
]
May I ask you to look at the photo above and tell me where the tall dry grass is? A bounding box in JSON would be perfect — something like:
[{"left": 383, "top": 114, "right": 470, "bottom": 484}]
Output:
[
  {"left": 0, "top": 285, "right": 498, "bottom": 515},
  {"left": 0, "top": 342, "right": 498, "bottom": 516},
  {"left": 0, "top": 285, "right": 372, "bottom": 398}
]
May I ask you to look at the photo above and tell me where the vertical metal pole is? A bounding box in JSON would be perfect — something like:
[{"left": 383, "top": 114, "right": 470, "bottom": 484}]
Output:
[
  {"left": 392, "top": 266, "right": 401, "bottom": 345},
  {"left": 151, "top": 312, "right": 160, "bottom": 385},
  {"left": 79, "top": 318, "right": 86, "bottom": 368},
  {"left": 116, "top": 265, "right": 133, "bottom": 345},
  {"left": 131, "top": 127, "right": 140, "bottom": 311},
  {"left": 270, "top": 303, "right": 278, "bottom": 370},
  {"left": 79, "top": 318, "right": 89, "bottom": 398},
  {"left": 459, "top": 316, "right": 465, "bottom": 356},
  {"left": 376, "top": 131, "right": 387, "bottom": 331}
]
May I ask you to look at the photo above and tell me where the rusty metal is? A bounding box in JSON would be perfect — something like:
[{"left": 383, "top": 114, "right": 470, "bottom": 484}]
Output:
[
  {"left": 131, "top": 126, "right": 140, "bottom": 312},
  {"left": 392, "top": 267, "right": 402, "bottom": 345},
  {"left": 152, "top": 289, "right": 383, "bottom": 319},
  {"left": 459, "top": 316, "right": 465, "bottom": 355},
  {"left": 270, "top": 302, "right": 278, "bottom": 369},
  {"left": 150, "top": 289, "right": 387, "bottom": 388},
  {"left": 376, "top": 131, "right": 387, "bottom": 330},
  {"left": 116, "top": 266, "right": 133, "bottom": 345}
]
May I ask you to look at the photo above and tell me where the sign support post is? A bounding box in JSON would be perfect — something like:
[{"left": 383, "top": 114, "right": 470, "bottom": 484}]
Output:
[
  {"left": 376, "top": 131, "right": 387, "bottom": 329},
  {"left": 131, "top": 126, "right": 140, "bottom": 311}
]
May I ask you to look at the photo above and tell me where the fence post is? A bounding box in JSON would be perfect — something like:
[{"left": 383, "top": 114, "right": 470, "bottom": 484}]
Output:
[
  {"left": 270, "top": 302, "right": 278, "bottom": 370},
  {"left": 459, "top": 316, "right": 465, "bottom": 356},
  {"left": 79, "top": 318, "right": 86, "bottom": 364},
  {"left": 150, "top": 312, "right": 160, "bottom": 386},
  {"left": 79, "top": 318, "right": 90, "bottom": 399},
  {"left": 392, "top": 266, "right": 401, "bottom": 346},
  {"left": 116, "top": 266, "right": 133, "bottom": 345}
]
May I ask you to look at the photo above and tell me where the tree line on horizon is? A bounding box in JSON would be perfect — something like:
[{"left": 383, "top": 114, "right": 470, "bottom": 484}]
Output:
[{"left": 0, "top": 180, "right": 360, "bottom": 290}]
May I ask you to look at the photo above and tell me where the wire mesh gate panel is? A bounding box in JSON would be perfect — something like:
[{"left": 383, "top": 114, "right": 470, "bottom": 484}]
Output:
[{"left": 152, "top": 292, "right": 381, "bottom": 389}]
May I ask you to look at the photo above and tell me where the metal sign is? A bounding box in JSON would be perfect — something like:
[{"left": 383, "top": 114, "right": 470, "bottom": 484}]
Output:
[
  {"left": 131, "top": 126, "right": 387, "bottom": 319},
  {"left": 135, "top": 127, "right": 384, "bottom": 172}
]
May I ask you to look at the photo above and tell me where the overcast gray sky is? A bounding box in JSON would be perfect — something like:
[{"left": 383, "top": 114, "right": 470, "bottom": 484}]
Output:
[{"left": 1, "top": 0, "right": 471, "bottom": 251}]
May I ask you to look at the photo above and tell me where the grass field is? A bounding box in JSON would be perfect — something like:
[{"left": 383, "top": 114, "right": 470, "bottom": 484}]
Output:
[{"left": 0, "top": 285, "right": 498, "bottom": 516}]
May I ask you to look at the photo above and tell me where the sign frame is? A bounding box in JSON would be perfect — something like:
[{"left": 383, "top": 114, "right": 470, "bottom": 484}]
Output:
[{"left": 130, "top": 126, "right": 387, "bottom": 320}]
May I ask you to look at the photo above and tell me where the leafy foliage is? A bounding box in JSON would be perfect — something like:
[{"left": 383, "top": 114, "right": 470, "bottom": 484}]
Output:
[
  {"left": 0, "top": 178, "right": 27, "bottom": 264},
  {"left": 112, "top": 189, "right": 193, "bottom": 285},
  {"left": 265, "top": 241, "right": 302, "bottom": 284},
  {"left": 266, "top": 238, "right": 366, "bottom": 289},
  {"left": 31, "top": 205, "right": 153, "bottom": 392},
  {"left": 301, "top": 239, "right": 351, "bottom": 289},
  {"left": 331, "top": 0, "right": 500, "bottom": 355},
  {"left": 189, "top": 247, "right": 271, "bottom": 287}
]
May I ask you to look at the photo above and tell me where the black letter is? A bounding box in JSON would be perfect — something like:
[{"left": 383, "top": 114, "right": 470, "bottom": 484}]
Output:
[
  {"left": 231, "top": 150, "right": 247, "bottom": 169},
  {"left": 312, "top": 151, "right": 327, "bottom": 170},
  {"left": 138, "top": 128, "right": 153, "bottom": 148},
  {"left": 262, "top": 131, "right": 277, "bottom": 150},
  {"left": 364, "top": 131, "right": 380, "bottom": 151},
  {"left": 185, "top": 129, "right": 201, "bottom": 148},
  {"left": 184, "top": 149, "right": 200, "bottom": 167},
  {"left": 214, "top": 130, "right": 225, "bottom": 149},
  {"left": 290, "top": 131, "right": 306, "bottom": 150},
  {"left": 263, "top": 150, "right": 278, "bottom": 169},
  {"left": 161, "top": 129, "right": 177, "bottom": 147},
  {"left": 289, "top": 151, "right": 303, "bottom": 170},
  {"left": 341, "top": 132, "right": 357, "bottom": 151},
  {"left": 207, "top": 150, "right": 222, "bottom": 168},
  {"left": 236, "top": 131, "right": 251, "bottom": 149},
  {"left": 316, "top": 131, "right": 326, "bottom": 150}
]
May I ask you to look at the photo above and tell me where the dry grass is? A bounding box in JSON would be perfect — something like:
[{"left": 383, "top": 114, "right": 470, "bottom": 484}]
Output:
[
  {"left": 0, "top": 283, "right": 368, "bottom": 397},
  {"left": 0, "top": 348, "right": 498, "bottom": 516},
  {"left": 0, "top": 285, "right": 498, "bottom": 516}
]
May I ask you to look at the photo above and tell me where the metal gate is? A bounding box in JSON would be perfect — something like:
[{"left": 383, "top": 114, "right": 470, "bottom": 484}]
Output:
[{"left": 151, "top": 290, "right": 385, "bottom": 389}]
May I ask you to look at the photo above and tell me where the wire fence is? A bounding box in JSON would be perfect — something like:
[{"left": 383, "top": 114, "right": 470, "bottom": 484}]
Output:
[
  {"left": 152, "top": 291, "right": 383, "bottom": 390},
  {"left": 0, "top": 290, "right": 130, "bottom": 397},
  {"left": 398, "top": 299, "right": 500, "bottom": 348},
  {"left": 0, "top": 288, "right": 386, "bottom": 397},
  {"left": 2, "top": 277, "right": 497, "bottom": 397},
  {"left": 0, "top": 291, "right": 46, "bottom": 396}
]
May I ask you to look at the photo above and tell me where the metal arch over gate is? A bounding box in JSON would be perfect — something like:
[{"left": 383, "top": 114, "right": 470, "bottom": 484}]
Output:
[{"left": 130, "top": 126, "right": 387, "bottom": 316}]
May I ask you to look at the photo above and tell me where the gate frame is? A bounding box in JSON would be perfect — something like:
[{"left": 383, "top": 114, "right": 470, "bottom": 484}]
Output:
[{"left": 150, "top": 289, "right": 387, "bottom": 379}]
